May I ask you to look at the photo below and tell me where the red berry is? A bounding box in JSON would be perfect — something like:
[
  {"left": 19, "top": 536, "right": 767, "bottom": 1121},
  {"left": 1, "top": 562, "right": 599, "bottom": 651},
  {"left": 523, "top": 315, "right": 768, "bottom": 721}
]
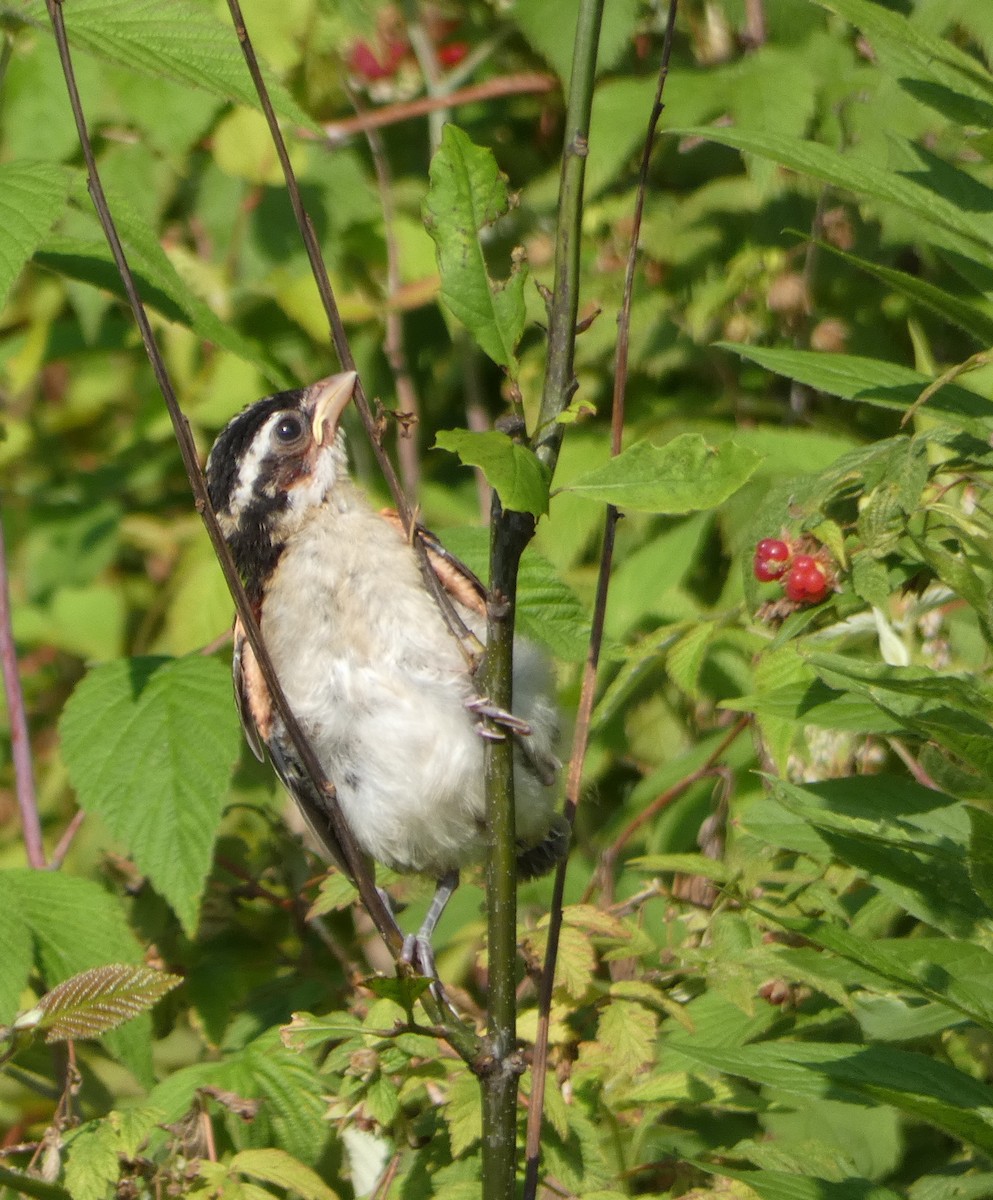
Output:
[
  {"left": 753, "top": 537, "right": 791, "bottom": 582},
  {"left": 437, "top": 40, "right": 469, "bottom": 67},
  {"left": 347, "top": 40, "right": 393, "bottom": 81},
  {"left": 784, "top": 555, "right": 828, "bottom": 604}
]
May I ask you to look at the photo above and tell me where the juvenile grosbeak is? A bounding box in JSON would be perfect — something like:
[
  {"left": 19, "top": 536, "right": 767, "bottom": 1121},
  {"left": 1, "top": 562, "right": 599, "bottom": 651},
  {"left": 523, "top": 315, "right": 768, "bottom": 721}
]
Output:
[{"left": 205, "top": 372, "right": 565, "bottom": 964}]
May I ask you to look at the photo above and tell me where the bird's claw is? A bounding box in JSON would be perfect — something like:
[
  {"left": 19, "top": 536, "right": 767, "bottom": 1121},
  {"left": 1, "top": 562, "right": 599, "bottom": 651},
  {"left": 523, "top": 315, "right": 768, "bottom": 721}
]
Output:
[{"left": 466, "top": 696, "right": 533, "bottom": 737}]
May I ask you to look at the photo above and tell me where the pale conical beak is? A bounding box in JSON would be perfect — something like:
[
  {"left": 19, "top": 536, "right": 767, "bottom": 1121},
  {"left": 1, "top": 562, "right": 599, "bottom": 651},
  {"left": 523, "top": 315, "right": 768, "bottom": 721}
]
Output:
[{"left": 308, "top": 371, "right": 358, "bottom": 445}]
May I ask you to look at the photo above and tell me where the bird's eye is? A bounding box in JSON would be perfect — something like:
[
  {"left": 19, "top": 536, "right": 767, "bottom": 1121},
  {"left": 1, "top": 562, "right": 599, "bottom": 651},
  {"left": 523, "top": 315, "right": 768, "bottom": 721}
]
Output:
[{"left": 273, "top": 413, "right": 305, "bottom": 447}]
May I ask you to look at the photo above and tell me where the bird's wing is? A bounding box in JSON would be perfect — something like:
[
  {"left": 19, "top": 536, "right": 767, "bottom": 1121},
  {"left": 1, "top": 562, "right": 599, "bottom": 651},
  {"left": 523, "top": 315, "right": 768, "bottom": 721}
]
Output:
[
  {"left": 233, "top": 616, "right": 267, "bottom": 762},
  {"left": 233, "top": 616, "right": 354, "bottom": 878},
  {"left": 377, "top": 508, "right": 487, "bottom": 619}
]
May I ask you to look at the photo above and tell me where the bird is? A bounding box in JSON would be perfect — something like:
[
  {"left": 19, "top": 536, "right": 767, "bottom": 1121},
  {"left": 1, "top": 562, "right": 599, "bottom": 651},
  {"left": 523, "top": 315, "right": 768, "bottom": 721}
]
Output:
[{"left": 205, "top": 371, "right": 566, "bottom": 969}]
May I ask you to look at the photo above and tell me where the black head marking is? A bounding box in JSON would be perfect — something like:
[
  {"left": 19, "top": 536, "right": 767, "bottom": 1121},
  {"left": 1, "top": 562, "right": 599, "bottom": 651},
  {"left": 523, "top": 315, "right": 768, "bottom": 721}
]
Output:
[
  {"left": 206, "top": 387, "right": 312, "bottom": 599},
  {"left": 206, "top": 388, "right": 306, "bottom": 515}
]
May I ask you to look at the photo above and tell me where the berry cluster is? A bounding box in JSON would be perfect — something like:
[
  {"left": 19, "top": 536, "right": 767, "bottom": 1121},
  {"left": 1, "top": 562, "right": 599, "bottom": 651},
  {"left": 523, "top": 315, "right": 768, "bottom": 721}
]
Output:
[{"left": 753, "top": 538, "right": 830, "bottom": 606}]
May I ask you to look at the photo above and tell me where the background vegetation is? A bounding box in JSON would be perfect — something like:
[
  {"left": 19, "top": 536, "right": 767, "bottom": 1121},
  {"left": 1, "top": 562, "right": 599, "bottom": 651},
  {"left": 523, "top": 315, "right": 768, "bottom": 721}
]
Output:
[{"left": 2, "top": 0, "right": 993, "bottom": 1196}]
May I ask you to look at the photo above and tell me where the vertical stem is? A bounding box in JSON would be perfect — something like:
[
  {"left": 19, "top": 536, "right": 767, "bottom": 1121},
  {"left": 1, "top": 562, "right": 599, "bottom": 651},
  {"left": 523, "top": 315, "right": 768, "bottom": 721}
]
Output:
[
  {"left": 0, "top": 507, "right": 45, "bottom": 869},
  {"left": 481, "top": 498, "right": 533, "bottom": 1200},
  {"left": 532, "top": 0, "right": 605, "bottom": 472},
  {"left": 523, "top": 5, "right": 679, "bottom": 1194}
]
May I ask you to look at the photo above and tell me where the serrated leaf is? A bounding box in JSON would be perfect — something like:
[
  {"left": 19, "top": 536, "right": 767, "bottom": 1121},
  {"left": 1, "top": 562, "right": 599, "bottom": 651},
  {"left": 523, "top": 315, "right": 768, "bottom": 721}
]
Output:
[
  {"left": 562, "top": 435, "right": 761, "bottom": 513},
  {"left": 363, "top": 1074, "right": 400, "bottom": 1127},
  {"left": 809, "top": 237, "right": 993, "bottom": 346},
  {"left": 815, "top": 0, "right": 993, "bottom": 125},
  {"left": 0, "top": 871, "right": 150, "bottom": 1081},
  {"left": 10, "top": 0, "right": 312, "bottom": 126},
  {"left": 280, "top": 1010, "right": 364, "bottom": 1053},
  {"left": 630, "top": 853, "right": 731, "bottom": 883},
  {"left": 850, "top": 553, "right": 890, "bottom": 609},
  {"left": 671, "top": 125, "right": 993, "bottom": 261},
  {"left": 423, "top": 125, "right": 528, "bottom": 372},
  {"left": 720, "top": 345, "right": 993, "bottom": 434},
  {"left": 597, "top": 999, "right": 657, "bottom": 1075},
  {"left": 0, "top": 161, "right": 70, "bottom": 310},
  {"left": 0, "top": 878, "right": 32, "bottom": 1026},
  {"left": 434, "top": 429, "right": 549, "bottom": 515},
  {"left": 696, "top": 1162, "right": 903, "bottom": 1200},
  {"left": 444, "top": 1069, "right": 482, "bottom": 1157},
  {"left": 64, "top": 1122, "right": 122, "bottom": 1200},
  {"left": 677, "top": 1040, "right": 993, "bottom": 1155},
  {"left": 230, "top": 1149, "right": 339, "bottom": 1200},
  {"left": 33, "top": 964, "right": 181, "bottom": 1043},
  {"left": 434, "top": 527, "right": 594, "bottom": 661},
  {"left": 666, "top": 620, "right": 718, "bottom": 698},
  {"left": 523, "top": 922, "right": 596, "bottom": 999},
  {"left": 59, "top": 656, "right": 242, "bottom": 935}
]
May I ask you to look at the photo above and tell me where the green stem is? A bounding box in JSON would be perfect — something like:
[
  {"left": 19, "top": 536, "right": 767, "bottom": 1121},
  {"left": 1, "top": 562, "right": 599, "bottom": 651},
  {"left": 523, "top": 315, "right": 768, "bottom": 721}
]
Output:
[
  {"left": 481, "top": 498, "right": 534, "bottom": 1200},
  {"left": 532, "top": 0, "right": 605, "bottom": 475}
]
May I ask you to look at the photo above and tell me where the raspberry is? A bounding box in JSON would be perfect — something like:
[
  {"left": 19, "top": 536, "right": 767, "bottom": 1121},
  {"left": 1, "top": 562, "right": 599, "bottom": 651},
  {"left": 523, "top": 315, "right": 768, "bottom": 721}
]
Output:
[
  {"left": 753, "top": 537, "right": 791, "bottom": 582},
  {"left": 784, "top": 555, "right": 828, "bottom": 604},
  {"left": 437, "top": 41, "right": 469, "bottom": 67}
]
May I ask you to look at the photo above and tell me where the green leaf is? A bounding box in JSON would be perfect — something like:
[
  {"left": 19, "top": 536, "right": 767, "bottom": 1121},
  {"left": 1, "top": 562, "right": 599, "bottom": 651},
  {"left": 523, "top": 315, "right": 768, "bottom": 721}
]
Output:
[
  {"left": 724, "top": 679, "right": 903, "bottom": 734},
  {"left": 0, "top": 161, "right": 70, "bottom": 310},
  {"left": 0, "top": 879, "right": 32, "bottom": 1027},
  {"left": 597, "top": 999, "right": 657, "bottom": 1075},
  {"left": 29, "top": 964, "right": 181, "bottom": 1043},
  {"left": 423, "top": 125, "right": 528, "bottom": 372},
  {"left": 808, "top": 237, "right": 993, "bottom": 346},
  {"left": 968, "top": 807, "right": 993, "bottom": 916},
  {"left": 670, "top": 125, "right": 993, "bottom": 262},
  {"left": 10, "top": 0, "right": 313, "bottom": 126},
  {"left": 509, "top": 0, "right": 640, "bottom": 85},
  {"left": 768, "top": 776, "right": 987, "bottom": 938},
  {"left": 562, "top": 435, "right": 762, "bottom": 513},
  {"left": 444, "top": 1069, "right": 483, "bottom": 1157},
  {"left": 814, "top": 0, "right": 993, "bottom": 126},
  {"left": 438, "top": 528, "right": 594, "bottom": 661},
  {"left": 678, "top": 1040, "right": 993, "bottom": 1155},
  {"left": 695, "top": 1162, "right": 903, "bottom": 1200},
  {"left": 39, "top": 181, "right": 289, "bottom": 388},
  {"left": 230, "top": 1149, "right": 339, "bottom": 1200},
  {"left": 0, "top": 871, "right": 150, "bottom": 1081},
  {"left": 434, "top": 429, "right": 550, "bottom": 515},
  {"left": 63, "top": 1122, "right": 122, "bottom": 1200},
  {"left": 720, "top": 345, "right": 993, "bottom": 435},
  {"left": 59, "top": 656, "right": 242, "bottom": 936}
]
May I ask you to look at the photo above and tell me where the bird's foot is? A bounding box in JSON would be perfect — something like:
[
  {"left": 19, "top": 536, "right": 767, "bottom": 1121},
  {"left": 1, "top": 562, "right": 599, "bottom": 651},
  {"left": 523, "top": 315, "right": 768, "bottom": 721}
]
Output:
[
  {"left": 400, "top": 933, "right": 438, "bottom": 981},
  {"left": 466, "top": 696, "right": 533, "bottom": 737}
]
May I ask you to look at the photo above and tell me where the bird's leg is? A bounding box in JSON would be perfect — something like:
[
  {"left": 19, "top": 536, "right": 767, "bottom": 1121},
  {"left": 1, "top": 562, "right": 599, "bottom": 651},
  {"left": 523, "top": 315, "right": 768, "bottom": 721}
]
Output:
[{"left": 400, "top": 869, "right": 460, "bottom": 980}]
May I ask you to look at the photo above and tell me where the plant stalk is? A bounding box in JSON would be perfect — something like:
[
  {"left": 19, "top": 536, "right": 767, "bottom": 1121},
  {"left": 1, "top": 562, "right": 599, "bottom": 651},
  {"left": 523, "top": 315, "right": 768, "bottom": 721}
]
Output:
[
  {"left": 481, "top": 498, "right": 533, "bottom": 1200},
  {"left": 532, "top": 0, "right": 605, "bottom": 474}
]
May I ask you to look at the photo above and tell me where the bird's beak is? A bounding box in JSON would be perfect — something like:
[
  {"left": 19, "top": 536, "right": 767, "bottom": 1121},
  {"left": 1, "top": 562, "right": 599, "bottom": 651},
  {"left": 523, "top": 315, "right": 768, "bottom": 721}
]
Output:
[{"left": 308, "top": 371, "right": 358, "bottom": 446}]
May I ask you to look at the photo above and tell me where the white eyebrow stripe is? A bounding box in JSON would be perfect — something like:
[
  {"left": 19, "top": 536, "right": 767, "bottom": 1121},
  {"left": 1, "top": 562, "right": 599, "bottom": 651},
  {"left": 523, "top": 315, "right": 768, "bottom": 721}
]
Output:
[{"left": 228, "top": 411, "right": 284, "bottom": 515}]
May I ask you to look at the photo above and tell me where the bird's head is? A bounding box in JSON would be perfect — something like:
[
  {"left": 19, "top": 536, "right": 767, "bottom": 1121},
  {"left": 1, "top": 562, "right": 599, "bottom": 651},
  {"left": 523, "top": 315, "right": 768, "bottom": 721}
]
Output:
[{"left": 205, "top": 371, "right": 358, "bottom": 596}]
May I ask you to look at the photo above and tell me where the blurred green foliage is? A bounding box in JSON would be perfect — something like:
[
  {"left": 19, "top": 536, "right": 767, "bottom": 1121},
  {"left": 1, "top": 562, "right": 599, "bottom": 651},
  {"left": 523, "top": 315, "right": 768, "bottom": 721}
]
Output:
[{"left": 2, "top": 0, "right": 993, "bottom": 1196}]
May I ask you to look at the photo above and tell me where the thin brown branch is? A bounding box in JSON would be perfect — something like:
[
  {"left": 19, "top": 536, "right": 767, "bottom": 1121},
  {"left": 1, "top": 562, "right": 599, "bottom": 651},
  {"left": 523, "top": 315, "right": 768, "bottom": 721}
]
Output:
[
  {"left": 0, "top": 505, "right": 45, "bottom": 869},
  {"left": 45, "top": 0, "right": 400, "bottom": 956},
  {"left": 351, "top": 85, "right": 423, "bottom": 502},
  {"left": 321, "top": 74, "right": 557, "bottom": 143},
  {"left": 605, "top": 717, "right": 747, "bottom": 868},
  {"left": 523, "top": 6, "right": 680, "bottom": 1195},
  {"left": 48, "top": 810, "right": 85, "bottom": 870}
]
